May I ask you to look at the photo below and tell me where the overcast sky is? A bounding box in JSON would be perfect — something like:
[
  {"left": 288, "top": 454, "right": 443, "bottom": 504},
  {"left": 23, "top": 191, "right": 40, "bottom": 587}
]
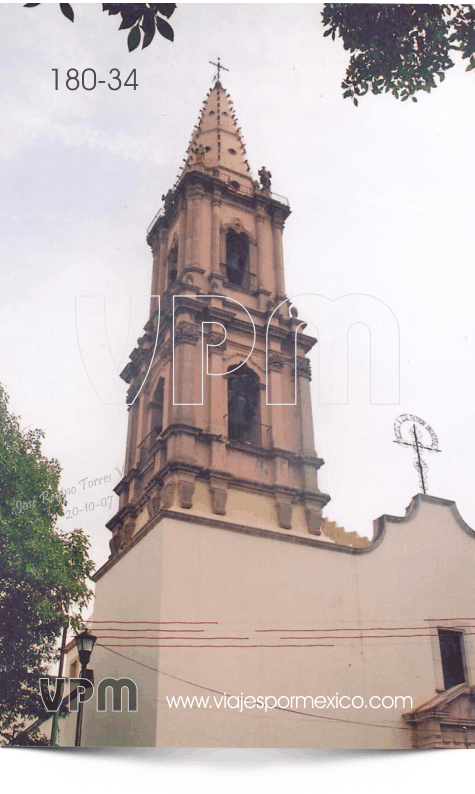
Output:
[{"left": 1, "top": 2, "right": 475, "bottom": 574}]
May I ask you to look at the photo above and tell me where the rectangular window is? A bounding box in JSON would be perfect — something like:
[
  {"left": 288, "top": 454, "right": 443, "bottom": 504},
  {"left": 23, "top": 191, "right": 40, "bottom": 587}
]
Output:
[
  {"left": 438, "top": 629, "right": 466, "bottom": 690},
  {"left": 69, "top": 659, "right": 78, "bottom": 679}
]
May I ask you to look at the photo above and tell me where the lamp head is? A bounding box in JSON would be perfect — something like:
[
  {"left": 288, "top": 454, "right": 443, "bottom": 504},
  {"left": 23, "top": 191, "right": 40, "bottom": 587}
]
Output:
[{"left": 75, "top": 629, "right": 97, "bottom": 668}]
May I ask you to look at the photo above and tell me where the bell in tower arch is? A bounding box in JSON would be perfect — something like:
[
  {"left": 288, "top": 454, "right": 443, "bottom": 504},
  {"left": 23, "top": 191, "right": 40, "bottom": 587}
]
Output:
[
  {"left": 225, "top": 229, "right": 250, "bottom": 288},
  {"left": 227, "top": 365, "right": 260, "bottom": 443}
]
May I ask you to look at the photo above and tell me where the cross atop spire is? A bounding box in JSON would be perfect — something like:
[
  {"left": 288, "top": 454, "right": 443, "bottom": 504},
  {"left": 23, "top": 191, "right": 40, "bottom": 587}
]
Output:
[{"left": 209, "top": 57, "right": 229, "bottom": 85}]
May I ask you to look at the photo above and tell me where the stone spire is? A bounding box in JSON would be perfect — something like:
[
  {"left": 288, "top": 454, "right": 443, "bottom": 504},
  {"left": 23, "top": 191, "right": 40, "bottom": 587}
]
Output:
[{"left": 181, "top": 80, "right": 253, "bottom": 185}]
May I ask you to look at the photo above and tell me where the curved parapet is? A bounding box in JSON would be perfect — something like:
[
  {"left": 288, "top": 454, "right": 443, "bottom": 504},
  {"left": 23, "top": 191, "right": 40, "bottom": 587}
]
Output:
[{"left": 368, "top": 493, "right": 475, "bottom": 554}]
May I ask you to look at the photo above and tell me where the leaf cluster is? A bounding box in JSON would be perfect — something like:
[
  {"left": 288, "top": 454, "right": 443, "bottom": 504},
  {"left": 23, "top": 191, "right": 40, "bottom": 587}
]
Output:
[
  {"left": 322, "top": 4, "right": 475, "bottom": 103},
  {"left": 24, "top": 3, "right": 176, "bottom": 50},
  {"left": 0, "top": 385, "right": 94, "bottom": 745}
]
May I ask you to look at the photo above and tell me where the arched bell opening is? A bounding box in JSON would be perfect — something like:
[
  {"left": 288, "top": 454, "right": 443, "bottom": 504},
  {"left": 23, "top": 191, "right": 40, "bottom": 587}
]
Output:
[
  {"left": 150, "top": 377, "right": 164, "bottom": 441},
  {"left": 168, "top": 239, "right": 178, "bottom": 286},
  {"left": 225, "top": 228, "right": 250, "bottom": 288},
  {"left": 226, "top": 364, "right": 261, "bottom": 445}
]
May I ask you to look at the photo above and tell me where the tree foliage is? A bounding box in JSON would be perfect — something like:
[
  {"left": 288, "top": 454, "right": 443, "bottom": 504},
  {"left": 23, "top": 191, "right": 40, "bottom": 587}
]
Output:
[
  {"left": 24, "top": 2, "right": 176, "bottom": 51},
  {"left": 0, "top": 385, "right": 94, "bottom": 745},
  {"left": 322, "top": 4, "right": 475, "bottom": 104}
]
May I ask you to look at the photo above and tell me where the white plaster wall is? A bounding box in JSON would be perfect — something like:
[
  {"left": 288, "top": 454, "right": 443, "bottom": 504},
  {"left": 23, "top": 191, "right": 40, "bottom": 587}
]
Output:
[
  {"left": 78, "top": 496, "right": 475, "bottom": 749},
  {"left": 78, "top": 520, "right": 167, "bottom": 746}
]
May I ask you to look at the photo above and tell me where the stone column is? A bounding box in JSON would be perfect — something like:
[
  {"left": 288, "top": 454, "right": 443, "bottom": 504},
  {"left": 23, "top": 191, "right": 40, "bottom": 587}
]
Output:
[
  {"left": 255, "top": 212, "right": 265, "bottom": 288},
  {"left": 207, "top": 331, "right": 227, "bottom": 436},
  {"left": 157, "top": 226, "right": 168, "bottom": 300},
  {"left": 296, "top": 358, "right": 317, "bottom": 458},
  {"left": 267, "top": 351, "right": 287, "bottom": 449},
  {"left": 177, "top": 198, "right": 186, "bottom": 276},
  {"left": 185, "top": 188, "right": 194, "bottom": 267},
  {"left": 207, "top": 328, "right": 229, "bottom": 515},
  {"left": 185, "top": 184, "right": 203, "bottom": 269},
  {"left": 125, "top": 401, "right": 138, "bottom": 472},
  {"left": 166, "top": 318, "right": 200, "bottom": 512},
  {"left": 272, "top": 211, "right": 286, "bottom": 299},
  {"left": 255, "top": 211, "right": 272, "bottom": 310},
  {"left": 294, "top": 358, "right": 329, "bottom": 535},
  {"left": 135, "top": 379, "right": 147, "bottom": 454},
  {"left": 267, "top": 351, "right": 295, "bottom": 528},
  {"left": 171, "top": 319, "right": 200, "bottom": 427},
  {"left": 149, "top": 233, "right": 160, "bottom": 316},
  {"left": 191, "top": 187, "right": 203, "bottom": 268},
  {"left": 211, "top": 193, "right": 221, "bottom": 275}
]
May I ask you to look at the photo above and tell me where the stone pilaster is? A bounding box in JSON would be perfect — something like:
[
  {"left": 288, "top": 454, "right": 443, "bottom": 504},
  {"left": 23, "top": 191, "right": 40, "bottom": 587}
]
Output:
[
  {"left": 171, "top": 320, "right": 200, "bottom": 427},
  {"left": 177, "top": 198, "right": 186, "bottom": 275},
  {"left": 295, "top": 358, "right": 317, "bottom": 458},
  {"left": 149, "top": 233, "right": 161, "bottom": 316},
  {"left": 272, "top": 211, "right": 285, "bottom": 299},
  {"left": 267, "top": 351, "right": 288, "bottom": 450},
  {"left": 185, "top": 184, "right": 204, "bottom": 269},
  {"left": 157, "top": 226, "right": 169, "bottom": 298},
  {"left": 255, "top": 212, "right": 265, "bottom": 288},
  {"left": 211, "top": 192, "right": 222, "bottom": 274}
]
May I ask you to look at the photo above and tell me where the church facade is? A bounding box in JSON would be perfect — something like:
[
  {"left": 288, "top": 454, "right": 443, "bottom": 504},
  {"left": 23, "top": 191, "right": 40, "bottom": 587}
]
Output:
[{"left": 61, "top": 77, "right": 475, "bottom": 749}]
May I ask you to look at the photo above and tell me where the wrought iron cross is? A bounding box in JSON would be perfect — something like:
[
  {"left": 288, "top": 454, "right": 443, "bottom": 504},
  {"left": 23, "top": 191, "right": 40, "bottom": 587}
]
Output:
[
  {"left": 209, "top": 57, "right": 229, "bottom": 84},
  {"left": 393, "top": 414, "right": 440, "bottom": 495}
]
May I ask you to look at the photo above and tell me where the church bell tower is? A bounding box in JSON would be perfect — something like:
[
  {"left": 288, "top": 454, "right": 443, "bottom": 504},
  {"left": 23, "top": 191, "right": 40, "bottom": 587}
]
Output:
[{"left": 106, "top": 72, "right": 330, "bottom": 557}]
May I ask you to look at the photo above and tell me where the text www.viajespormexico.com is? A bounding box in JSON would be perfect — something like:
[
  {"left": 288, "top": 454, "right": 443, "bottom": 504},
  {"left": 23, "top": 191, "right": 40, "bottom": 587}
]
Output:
[{"left": 166, "top": 694, "right": 413, "bottom": 712}]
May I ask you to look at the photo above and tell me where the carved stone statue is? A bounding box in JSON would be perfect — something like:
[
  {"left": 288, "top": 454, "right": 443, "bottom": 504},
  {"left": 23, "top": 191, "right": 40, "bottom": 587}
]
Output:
[
  {"left": 161, "top": 189, "right": 174, "bottom": 208},
  {"left": 258, "top": 166, "right": 272, "bottom": 191},
  {"left": 192, "top": 143, "right": 206, "bottom": 163}
]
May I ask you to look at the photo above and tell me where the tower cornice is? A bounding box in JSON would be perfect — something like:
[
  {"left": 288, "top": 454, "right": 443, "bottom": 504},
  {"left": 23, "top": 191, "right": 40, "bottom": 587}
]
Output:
[{"left": 147, "top": 168, "right": 290, "bottom": 246}]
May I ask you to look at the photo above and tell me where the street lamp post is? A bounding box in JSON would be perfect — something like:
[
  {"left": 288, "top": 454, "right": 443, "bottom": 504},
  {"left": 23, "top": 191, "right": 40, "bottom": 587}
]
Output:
[
  {"left": 74, "top": 629, "right": 97, "bottom": 747},
  {"left": 50, "top": 622, "right": 68, "bottom": 746}
]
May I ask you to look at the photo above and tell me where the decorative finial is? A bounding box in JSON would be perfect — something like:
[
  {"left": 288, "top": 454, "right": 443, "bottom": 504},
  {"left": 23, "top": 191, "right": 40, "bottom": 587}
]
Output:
[
  {"left": 393, "top": 414, "right": 441, "bottom": 495},
  {"left": 209, "top": 57, "right": 229, "bottom": 85}
]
